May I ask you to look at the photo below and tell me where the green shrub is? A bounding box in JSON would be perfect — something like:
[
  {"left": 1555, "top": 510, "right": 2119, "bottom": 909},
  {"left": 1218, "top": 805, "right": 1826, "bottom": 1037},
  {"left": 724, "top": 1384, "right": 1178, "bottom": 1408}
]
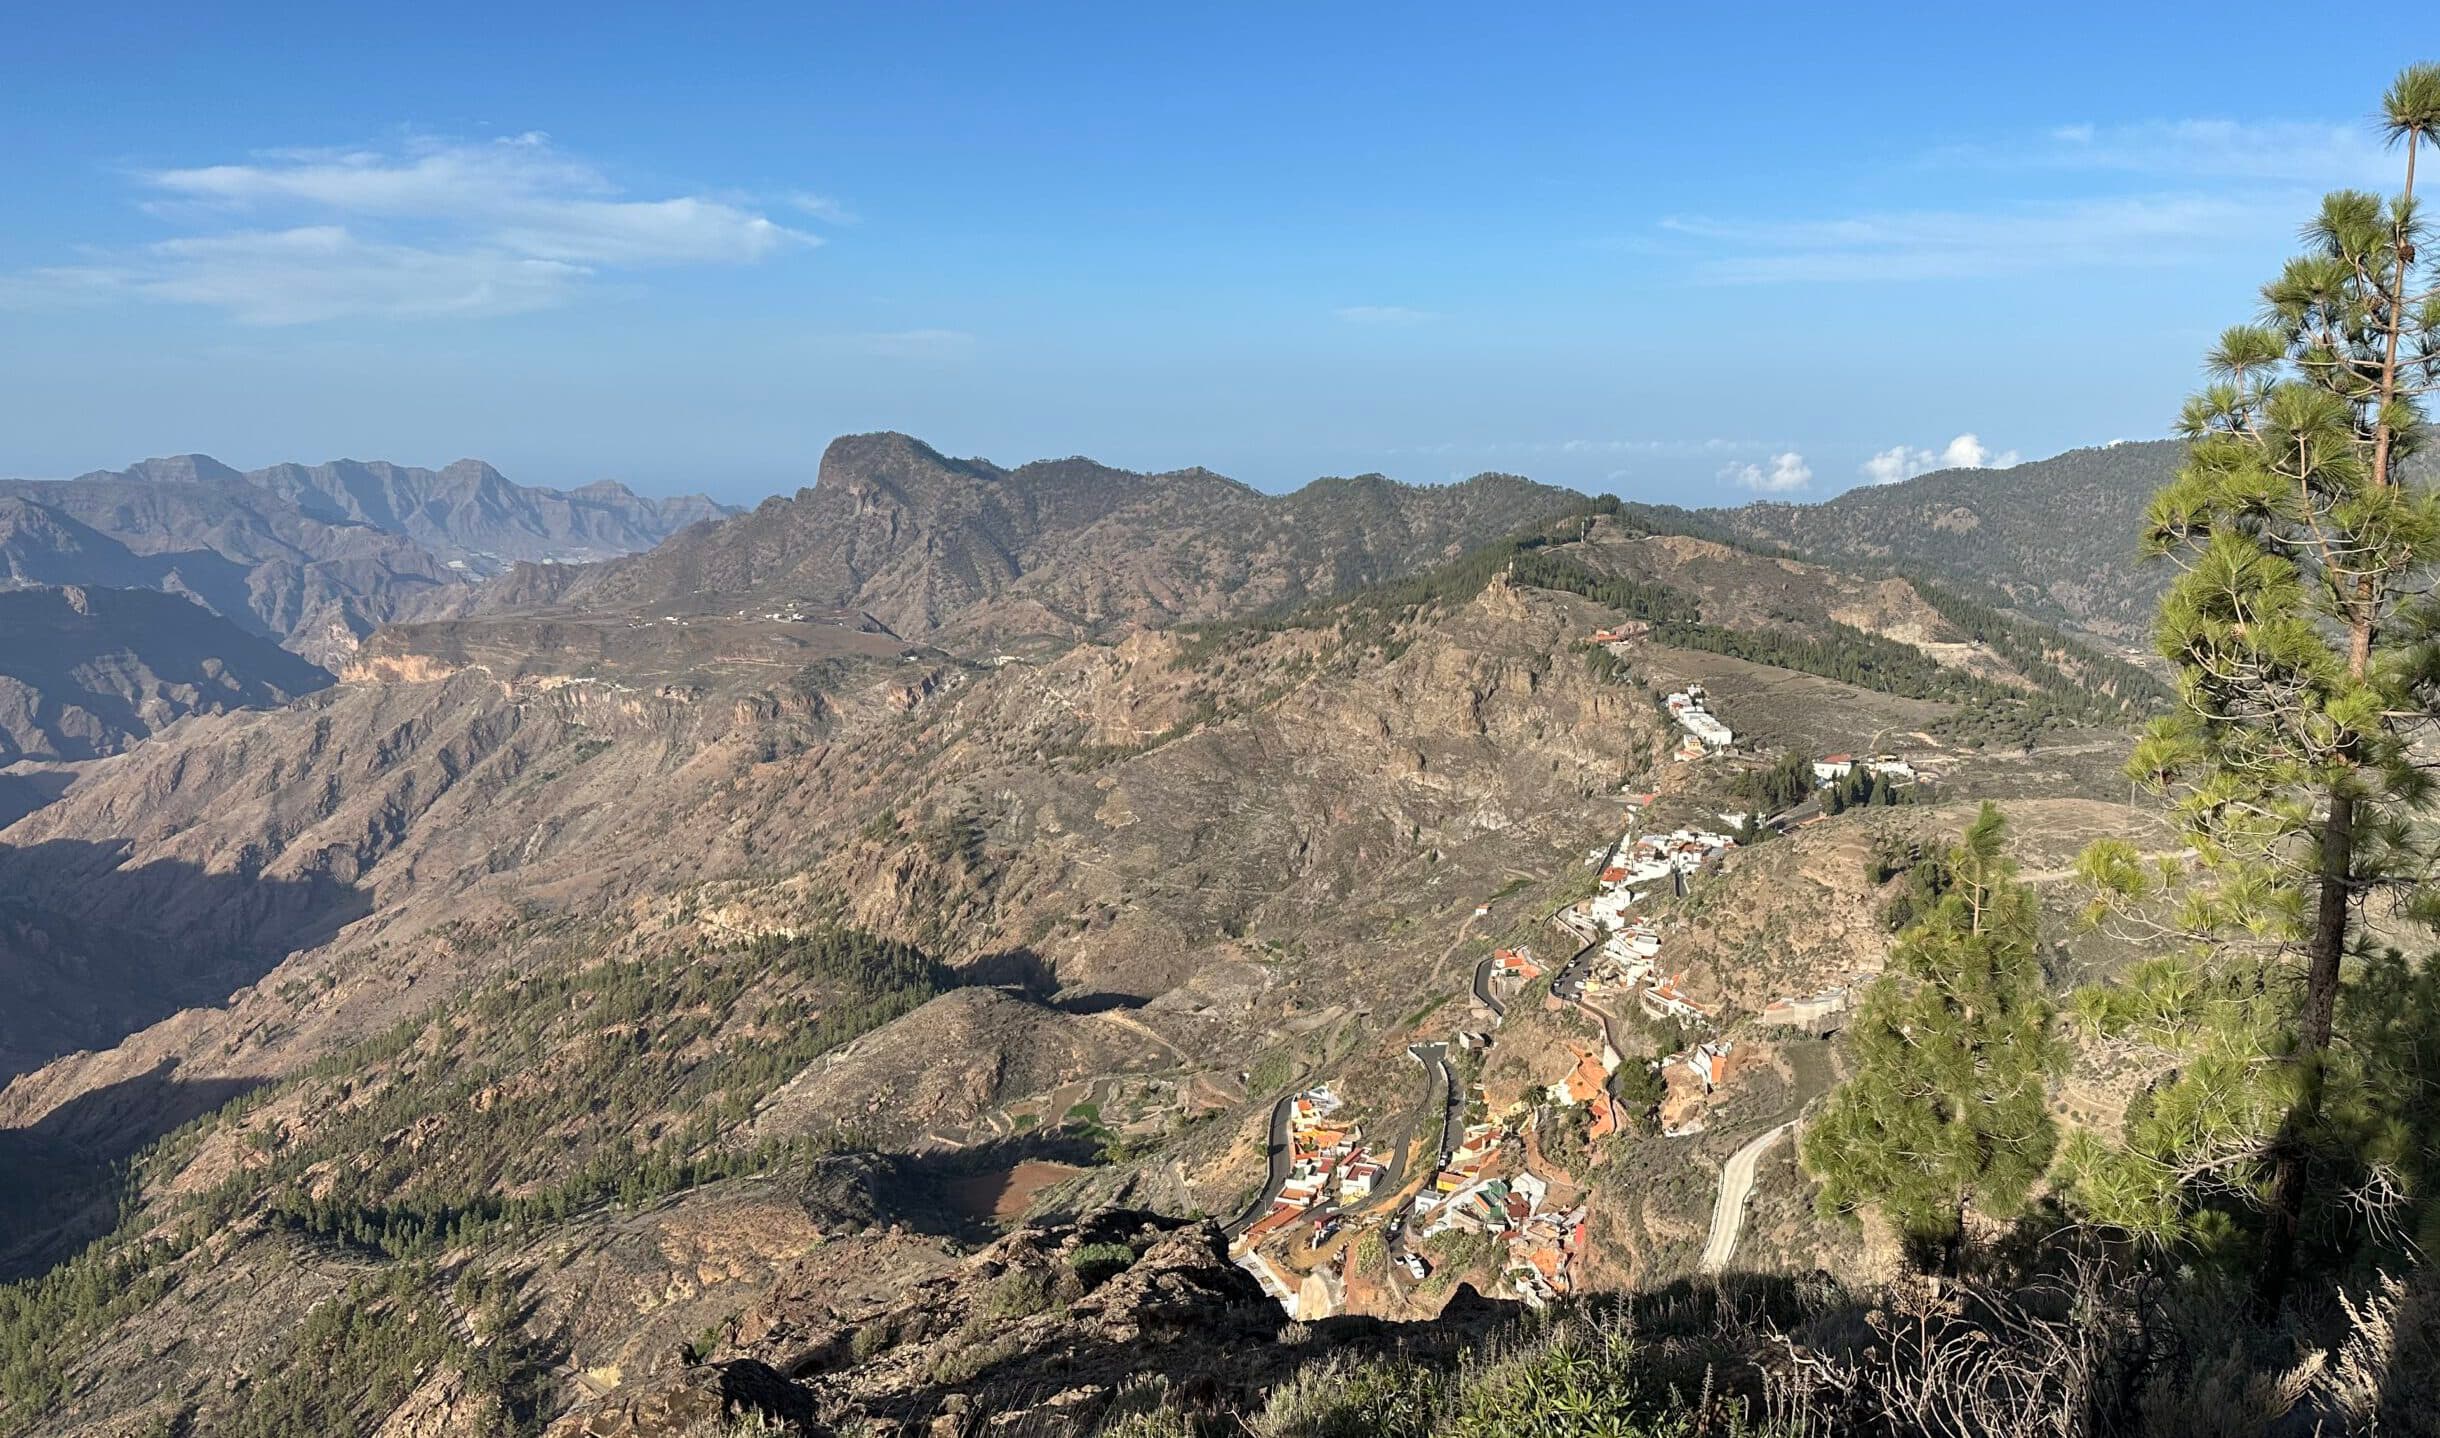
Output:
[
  {"left": 926, "top": 1333, "right": 1017, "bottom": 1386},
  {"left": 1247, "top": 1049, "right": 1296, "bottom": 1097},
  {"left": 1251, "top": 1352, "right": 1443, "bottom": 1438},
  {"left": 1068, "top": 1241, "right": 1137, "bottom": 1289},
  {"left": 985, "top": 1267, "right": 1056, "bottom": 1320}
]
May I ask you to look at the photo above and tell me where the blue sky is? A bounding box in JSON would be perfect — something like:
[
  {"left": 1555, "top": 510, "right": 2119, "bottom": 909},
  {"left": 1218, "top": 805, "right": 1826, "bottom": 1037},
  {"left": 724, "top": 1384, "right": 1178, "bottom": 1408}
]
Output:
[{"left": 2, "top": 5, "right": 2424, "bottom": 504}]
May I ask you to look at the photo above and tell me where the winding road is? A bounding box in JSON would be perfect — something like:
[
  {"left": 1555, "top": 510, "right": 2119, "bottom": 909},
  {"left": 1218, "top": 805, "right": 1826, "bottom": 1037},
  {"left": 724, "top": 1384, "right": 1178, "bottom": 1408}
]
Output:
[
  {"left": 1222, "top": 1092, "right": 1297, "bottom": 1239},
  {"left": 1470, "top": 953, "right": 1507, "bottom": 1019},
  {"left": 1698, "top": 1121, "right": 1796, "bottom": 1274}
]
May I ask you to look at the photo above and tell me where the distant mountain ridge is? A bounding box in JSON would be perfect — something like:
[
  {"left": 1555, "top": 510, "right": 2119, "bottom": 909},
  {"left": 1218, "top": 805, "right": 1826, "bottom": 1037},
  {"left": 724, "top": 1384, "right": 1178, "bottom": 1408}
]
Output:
[
  {"left": 1699, "top": 441, "right": 2183, "bottom": 643},
  {"left": 0, "top": 478, "right": 460, "bottom": 666},
  {"left": 2, "top": 452, "right": 738, "bottom": 664},
  {"left": 471, "top": 431, "right": 1594, "bottom": 647},
  {"left": 79, "top": 453, "right": 737, "bottom": 572}
]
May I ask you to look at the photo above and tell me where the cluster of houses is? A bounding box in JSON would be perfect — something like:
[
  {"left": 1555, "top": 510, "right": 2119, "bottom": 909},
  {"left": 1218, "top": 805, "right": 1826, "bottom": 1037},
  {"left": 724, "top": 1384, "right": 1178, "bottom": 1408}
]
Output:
[
  {"left": 1573, "top": 825, "right": 1739, "bottom": 930},
  {"left": 1580, "top": 938, "right": 1725, "bottom": 1028},
  {"left": 1236, "top": 1085, "right": 1387, "bottom": 1248},
  {"left": 1665, "top": 684, "right": 1734, "bottom": 759},
  {"left": 1580, "top": 922, "right": 1663, "bottom": 1001},
  {"left": 1553, "top": 824, "right": 1736, "bottom": 1029},
  {"left": 1225, "top": 692, "right": 1861, "bottom": 1310},
  {"left": 1414, "top": 1110, "right": 1589, "bottom": 1307}
]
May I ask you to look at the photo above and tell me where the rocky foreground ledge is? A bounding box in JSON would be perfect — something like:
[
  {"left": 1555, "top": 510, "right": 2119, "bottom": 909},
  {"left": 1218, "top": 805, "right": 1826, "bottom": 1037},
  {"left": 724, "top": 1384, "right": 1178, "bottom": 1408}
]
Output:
[{"left": 551, "top": 1208, "right": 1517, "bottom": 1437}]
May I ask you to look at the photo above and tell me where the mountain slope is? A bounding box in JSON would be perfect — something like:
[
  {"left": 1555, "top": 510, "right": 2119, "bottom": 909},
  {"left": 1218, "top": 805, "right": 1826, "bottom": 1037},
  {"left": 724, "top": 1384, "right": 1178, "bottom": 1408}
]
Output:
[
  {"left": 0, "top": 439, "right": 2176, "bottom": 1436},
  {"left": 0, "top": 585, "right": 332, "bottom": 763},
  {"left": 1701, "top": 440, "right": 2179, "bottom": 642}
]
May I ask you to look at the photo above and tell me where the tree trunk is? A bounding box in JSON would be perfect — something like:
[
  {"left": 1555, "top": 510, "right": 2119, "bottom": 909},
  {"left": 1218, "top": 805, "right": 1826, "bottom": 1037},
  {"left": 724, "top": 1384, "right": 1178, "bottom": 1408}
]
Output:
[{"left": 2255, "top": 785, "right": 2355, "bottom": 1309}]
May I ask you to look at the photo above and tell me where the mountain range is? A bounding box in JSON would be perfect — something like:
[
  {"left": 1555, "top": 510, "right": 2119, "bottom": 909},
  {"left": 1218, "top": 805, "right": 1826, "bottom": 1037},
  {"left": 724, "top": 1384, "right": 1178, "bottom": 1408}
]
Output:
[
  {"left": 0, "top": 429, "right": 2197, "bottom": 1436},
  {"left": 469, "top": 431, "right": 1597, "bottom": 650},
  {"left": 0, "top": 454, "right": 734, "bottom": 664}
]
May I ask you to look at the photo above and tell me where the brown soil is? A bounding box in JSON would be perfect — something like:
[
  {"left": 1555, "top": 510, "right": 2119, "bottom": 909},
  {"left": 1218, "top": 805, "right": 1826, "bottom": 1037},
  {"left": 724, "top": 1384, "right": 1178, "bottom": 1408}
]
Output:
[{"left": 944, "top": 1159, "right": 1088, "bottom": 1223}]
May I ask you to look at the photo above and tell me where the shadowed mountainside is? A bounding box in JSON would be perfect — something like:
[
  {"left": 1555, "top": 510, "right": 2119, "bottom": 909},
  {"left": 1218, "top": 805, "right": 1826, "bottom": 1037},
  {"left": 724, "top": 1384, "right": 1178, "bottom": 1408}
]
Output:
[
  {"left": 0, "top": 838, "right": 369, "bottom": 1087},
  {"left": 0, "top": 585, "right": 333, "bottom": 761}
]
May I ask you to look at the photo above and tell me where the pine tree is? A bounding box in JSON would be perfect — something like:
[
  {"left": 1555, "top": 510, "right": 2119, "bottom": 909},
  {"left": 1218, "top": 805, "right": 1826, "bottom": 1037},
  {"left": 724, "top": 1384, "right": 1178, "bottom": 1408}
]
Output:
[
  {"left": 2068, "top": 64, "right": 2440, "bottom": 1306},
  {"left": 1802, "top": 803, "right": 2059, "bottom": 1271}
]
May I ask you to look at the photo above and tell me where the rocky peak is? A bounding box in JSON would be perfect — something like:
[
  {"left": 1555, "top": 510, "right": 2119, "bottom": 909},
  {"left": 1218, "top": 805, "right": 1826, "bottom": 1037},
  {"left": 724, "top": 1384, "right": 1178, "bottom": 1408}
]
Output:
[
  {"left": 435, "top": 458, "right": 515, "bottom": 495},
  {"left": 815, "top": 432, "right": 1004, "bottom": 513},
  {"left": 97, "top": 453, "right": 246, "bottom": 486}
]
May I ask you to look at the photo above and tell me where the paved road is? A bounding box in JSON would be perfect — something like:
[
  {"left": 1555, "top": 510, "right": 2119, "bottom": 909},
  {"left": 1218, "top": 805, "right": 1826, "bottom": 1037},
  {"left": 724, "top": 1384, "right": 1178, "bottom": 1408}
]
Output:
[
  {"left": 1548, "top": 936, "right": 1602, "bottom": 1003},
  {"left": 1222, "top": 1092, "right": 1297, "bottom": 1239},
  {"left": 1698, "top": 1121, "right": 1796, "bottom": 1274},
  {"left": 1410, "top": 1041, "right": 1466, "bottom": 1165},
  {"left": 1470, "top": 953, "right": 1507, "bottom": 1019}
]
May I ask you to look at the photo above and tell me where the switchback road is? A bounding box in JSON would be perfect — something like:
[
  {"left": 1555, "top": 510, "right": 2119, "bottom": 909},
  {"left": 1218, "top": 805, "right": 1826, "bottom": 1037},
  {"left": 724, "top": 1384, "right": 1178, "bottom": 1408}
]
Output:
[{"left": 1222, "top": 1092, "right": 1297, "bottom": 1239}]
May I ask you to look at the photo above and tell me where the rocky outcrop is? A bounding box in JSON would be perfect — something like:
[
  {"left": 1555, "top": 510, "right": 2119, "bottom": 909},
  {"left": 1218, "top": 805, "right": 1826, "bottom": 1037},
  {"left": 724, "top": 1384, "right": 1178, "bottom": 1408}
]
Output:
[{"left": 549, "top": 1209, "right": 1518, "bottom": 1437}]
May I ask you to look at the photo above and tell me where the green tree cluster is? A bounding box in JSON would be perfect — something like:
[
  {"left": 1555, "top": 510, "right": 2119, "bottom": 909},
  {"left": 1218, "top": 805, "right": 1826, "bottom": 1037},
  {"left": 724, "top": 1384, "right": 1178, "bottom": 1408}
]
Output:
[
  {"left": 1732, "top": 750, "right": 1816, "bottom": 815},
  {"left": 1802, "top": 804, "right": 2059, "bottom": 1270}
]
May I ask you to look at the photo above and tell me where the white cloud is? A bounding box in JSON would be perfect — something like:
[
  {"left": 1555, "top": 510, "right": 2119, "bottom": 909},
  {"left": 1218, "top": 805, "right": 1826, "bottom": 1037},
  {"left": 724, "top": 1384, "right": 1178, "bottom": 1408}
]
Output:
[
  {"left": 16, "top": 228, "right": 587, "bottom": 325},
  {"left": 1667, "top": 195, "right": 2257, "bottom": 284},
  {"left": 1333, "top": 305, "right": 1434, "bottom": 325},
  {"left": 6, "top": 133, "right": 819, "bottom": 323},
  {"left": 1860, "top": 433, "right": 2022, "bottom": 485},
  {"left": 1668, "top": 111, "right": 2396, "bottom": 288},
  {"left": 1721, "top": 451, "right": 1813, "bottom": 493}
]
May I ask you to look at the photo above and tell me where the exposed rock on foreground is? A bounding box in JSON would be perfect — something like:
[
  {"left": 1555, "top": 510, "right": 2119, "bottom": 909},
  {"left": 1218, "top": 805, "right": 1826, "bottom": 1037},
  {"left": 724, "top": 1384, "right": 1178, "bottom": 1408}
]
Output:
[{"left": 551, "top": 1209, "right": 1515, "bottom": 1436}]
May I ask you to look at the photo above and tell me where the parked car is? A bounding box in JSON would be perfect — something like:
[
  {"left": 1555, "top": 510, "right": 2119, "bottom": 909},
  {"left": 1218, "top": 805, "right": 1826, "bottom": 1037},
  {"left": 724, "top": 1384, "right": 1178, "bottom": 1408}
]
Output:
[{"left": 1402, "top": 1253, "right": 1431, "bottom": 1281}]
